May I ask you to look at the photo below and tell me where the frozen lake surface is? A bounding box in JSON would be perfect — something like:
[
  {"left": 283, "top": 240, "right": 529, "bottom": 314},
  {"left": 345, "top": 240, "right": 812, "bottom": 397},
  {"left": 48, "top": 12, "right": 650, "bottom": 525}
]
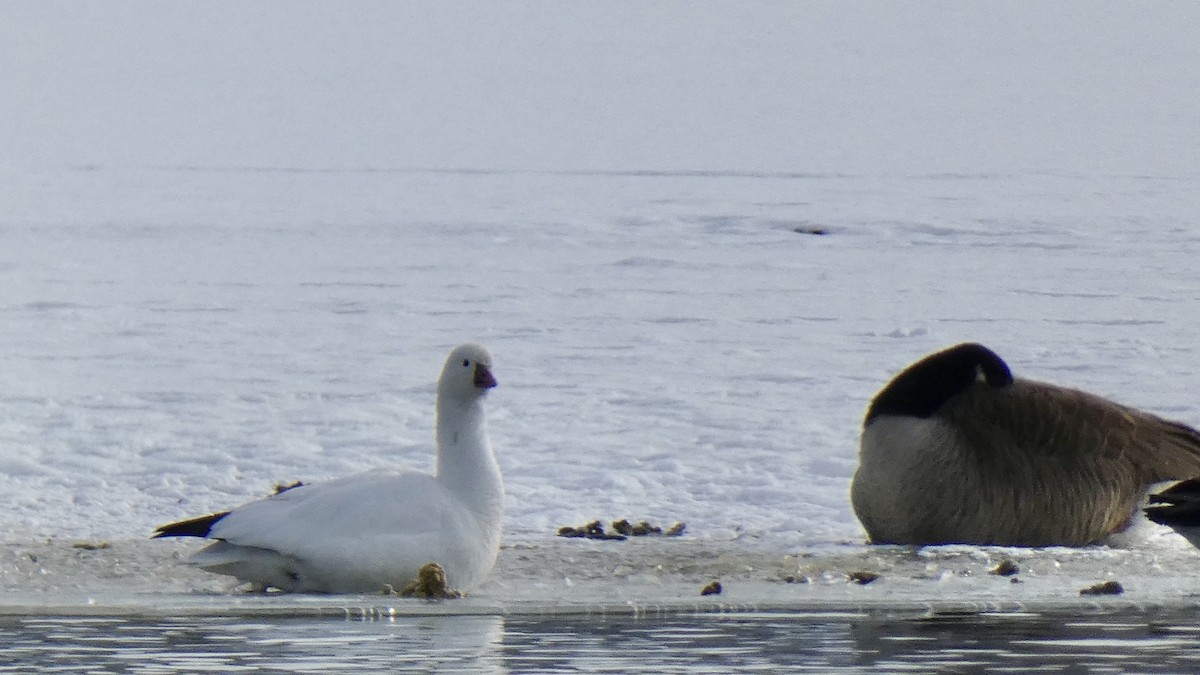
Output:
[
  {"left": 5, "top": 167, "right": 1200, "bottom": 548},
  {"left": 3, "top": 167, "right": 1200, "bottom": 670},
  {"left": 5, "top": 2, "right": 1200, "bottom": 669}
]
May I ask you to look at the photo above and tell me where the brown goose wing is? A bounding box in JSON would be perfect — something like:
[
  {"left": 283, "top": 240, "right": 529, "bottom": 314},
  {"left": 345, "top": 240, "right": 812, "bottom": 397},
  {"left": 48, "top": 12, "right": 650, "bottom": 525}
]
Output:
[{"left": 942, "top": 378, "right": 1200, "bottom": 482}]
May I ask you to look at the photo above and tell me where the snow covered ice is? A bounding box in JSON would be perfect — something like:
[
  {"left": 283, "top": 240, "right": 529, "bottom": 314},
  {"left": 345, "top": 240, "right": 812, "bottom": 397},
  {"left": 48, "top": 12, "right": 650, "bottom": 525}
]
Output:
[
  {"left": 3, "top": 167, "right": 1200, "bottom": 611},
  {"left": 2, "top": 2, "right": 1200, "bottom": 617}
]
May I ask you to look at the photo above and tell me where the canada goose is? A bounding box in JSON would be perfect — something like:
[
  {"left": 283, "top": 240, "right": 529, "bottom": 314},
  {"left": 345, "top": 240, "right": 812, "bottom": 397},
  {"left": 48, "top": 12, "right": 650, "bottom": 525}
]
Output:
[
  {"left": 154, "top": 343, "right": 503, "bottom": 593},
  {"left": 850, "top": 342, "right": 1200, "bottom": 546}
]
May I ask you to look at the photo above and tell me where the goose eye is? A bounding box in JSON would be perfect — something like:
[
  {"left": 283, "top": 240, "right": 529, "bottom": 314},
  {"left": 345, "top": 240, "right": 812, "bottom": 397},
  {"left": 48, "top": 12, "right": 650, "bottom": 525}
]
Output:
[{"left": 462, "top": 359, "right": 471, "bottom": 367}]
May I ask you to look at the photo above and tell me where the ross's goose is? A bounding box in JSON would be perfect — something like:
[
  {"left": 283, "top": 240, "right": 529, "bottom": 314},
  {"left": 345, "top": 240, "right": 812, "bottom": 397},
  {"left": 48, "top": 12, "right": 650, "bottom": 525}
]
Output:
[
  {"left": 851, "top": 342, "right": 1200, "bottom": 546},
  {"left": 153, "top": 342, "right": 503, "bottom": 593}
]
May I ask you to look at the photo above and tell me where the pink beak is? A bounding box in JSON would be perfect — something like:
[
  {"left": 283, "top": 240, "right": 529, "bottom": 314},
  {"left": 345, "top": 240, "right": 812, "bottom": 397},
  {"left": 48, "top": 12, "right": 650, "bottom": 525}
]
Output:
[{"left": 474, "top": 364, "right": 497, "bottom": 389}]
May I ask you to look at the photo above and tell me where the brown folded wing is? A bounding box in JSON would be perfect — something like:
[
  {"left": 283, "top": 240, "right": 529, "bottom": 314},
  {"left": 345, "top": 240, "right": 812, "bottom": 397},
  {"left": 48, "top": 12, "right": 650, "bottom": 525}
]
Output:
[
  {"left": 948, "top": 379, "right": 1200, "bottom": 477},
  {"left": 930, "top": 378, "right": 1200, "bottom": 545}
]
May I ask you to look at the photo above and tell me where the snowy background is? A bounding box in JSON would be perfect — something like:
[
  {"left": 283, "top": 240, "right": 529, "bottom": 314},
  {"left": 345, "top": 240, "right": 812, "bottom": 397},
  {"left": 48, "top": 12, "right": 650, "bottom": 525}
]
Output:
[{"left": 2, "top": 3, "right": 1199, "bottom": 559}]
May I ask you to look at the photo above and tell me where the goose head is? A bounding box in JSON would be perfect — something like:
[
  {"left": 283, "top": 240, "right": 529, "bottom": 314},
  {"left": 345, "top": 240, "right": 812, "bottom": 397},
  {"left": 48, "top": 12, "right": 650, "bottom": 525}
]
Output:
[
  {"left": 438, "top": 343, "right": 497, "bottom": 402},
  {"left": 864, "top": 342, "right": 1013, "bottom": 424}
]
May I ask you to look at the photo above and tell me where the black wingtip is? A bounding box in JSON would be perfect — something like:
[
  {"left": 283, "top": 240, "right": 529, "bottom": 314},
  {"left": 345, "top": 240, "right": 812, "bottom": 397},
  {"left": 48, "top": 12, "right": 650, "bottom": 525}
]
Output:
[
  {"left": 1145, "top": 479, "right": 1200, "bottom": 527},
  {"left": 865, "top": 342, "right": 1013, "bottom": 424},
  {"left": 151, "top": 511, "right": 230, "bottom": 539}
]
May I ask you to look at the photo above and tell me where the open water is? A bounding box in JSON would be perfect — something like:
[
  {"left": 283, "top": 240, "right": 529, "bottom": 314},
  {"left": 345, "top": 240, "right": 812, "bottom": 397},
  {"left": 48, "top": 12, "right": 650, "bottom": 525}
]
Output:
[{"left": 6, "top": 607, "right": 1200, "bottom": 673}]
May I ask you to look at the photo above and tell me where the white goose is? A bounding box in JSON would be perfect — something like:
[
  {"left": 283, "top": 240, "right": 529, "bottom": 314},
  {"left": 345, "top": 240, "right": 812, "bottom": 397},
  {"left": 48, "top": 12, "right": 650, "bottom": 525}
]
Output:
[
  {"left": 154, "top": 343, "right": 503, "bottom": 593},
  {"left": 851, "top": 342, "right": 1200, "bottom": 547}
]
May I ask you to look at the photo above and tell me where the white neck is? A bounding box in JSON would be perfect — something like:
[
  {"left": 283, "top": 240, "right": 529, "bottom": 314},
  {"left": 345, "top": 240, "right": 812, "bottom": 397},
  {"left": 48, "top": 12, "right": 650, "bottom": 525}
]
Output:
[{"left": 435, "top": 395, "right": 504, "bottom": 524}]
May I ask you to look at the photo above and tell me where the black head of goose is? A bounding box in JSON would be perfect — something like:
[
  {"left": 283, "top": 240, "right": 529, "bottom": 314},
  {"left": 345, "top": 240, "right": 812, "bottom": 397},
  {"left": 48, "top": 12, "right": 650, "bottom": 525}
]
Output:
[{"left": 851, "top": 342, "right": 1200, "bottom": 547}]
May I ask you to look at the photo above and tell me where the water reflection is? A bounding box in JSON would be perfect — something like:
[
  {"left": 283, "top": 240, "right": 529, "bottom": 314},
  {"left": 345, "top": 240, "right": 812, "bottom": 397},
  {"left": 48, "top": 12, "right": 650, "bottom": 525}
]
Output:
[
  {"left": 3, "top": 608, "right": 1200, "bottom": 672},
  {"left": 846, "top": 611, "right": 1200, "bottom": 672},
  {"left": 0, "top": 614, "right": 505, "bottom": 673}
]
